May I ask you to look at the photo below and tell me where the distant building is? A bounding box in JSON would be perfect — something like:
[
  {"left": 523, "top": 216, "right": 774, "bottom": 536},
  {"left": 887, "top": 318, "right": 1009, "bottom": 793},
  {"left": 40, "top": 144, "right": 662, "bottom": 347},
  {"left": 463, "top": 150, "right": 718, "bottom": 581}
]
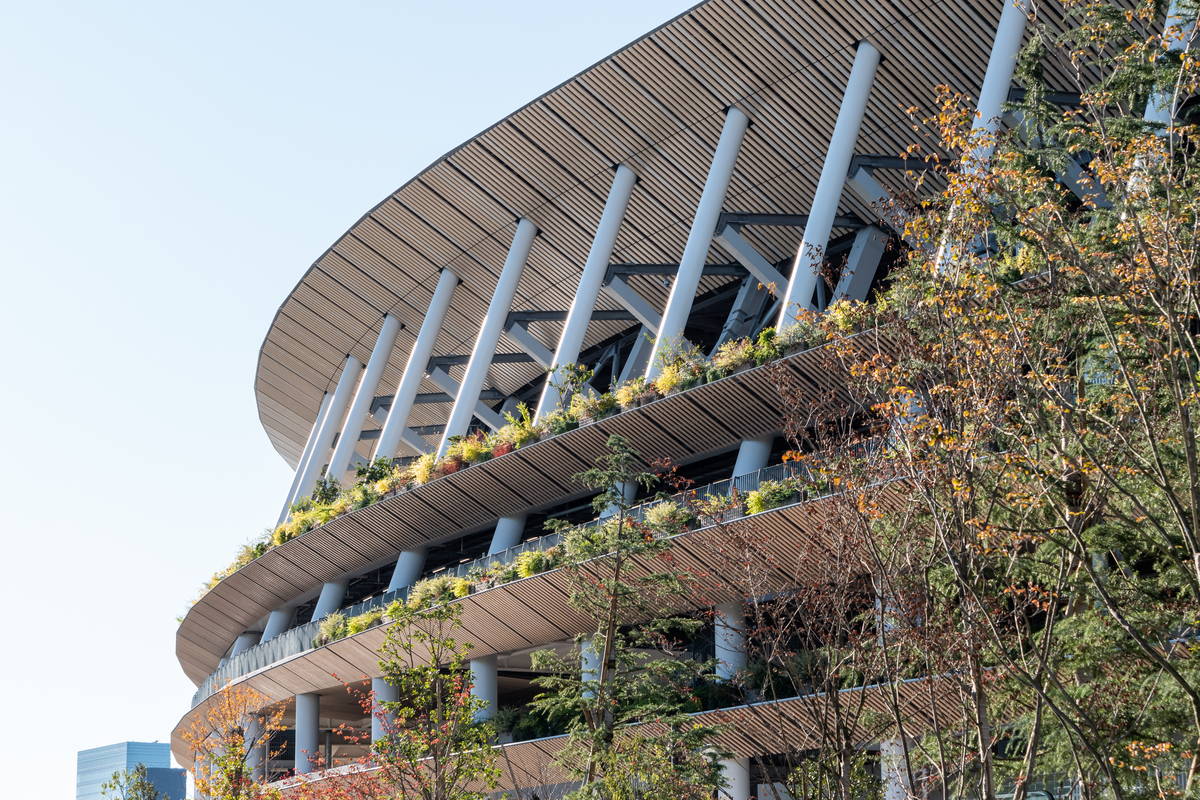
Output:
[{"left": 77, "top": 742, "right": 186, "bottom": 800}]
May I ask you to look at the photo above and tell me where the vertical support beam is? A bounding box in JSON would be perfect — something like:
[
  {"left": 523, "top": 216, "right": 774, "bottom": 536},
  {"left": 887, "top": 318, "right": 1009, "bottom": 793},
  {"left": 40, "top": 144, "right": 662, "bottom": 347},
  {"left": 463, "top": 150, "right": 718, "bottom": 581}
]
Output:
[
  {"left": 261, "top": 604, "right": 296, "bottom": 642},
  {"left": 538, "top": 165, "right": 638, "bottom": 418},
  {"left": 715, "top": 600, "right": 746, "bottom": 680},
  {"left": 327, "top": 315, "right": 403, "bottom": 483},
  {"left": 295, "top": 356, "right": 364, "bottom": 501},
  {"left": 712, "top": 278, "right": 769, "bottom": 353},
  {"left": 470, "top": 653, "right": 499, "bottom": 721},
  {"left": 881, "top": 739, "right": 910, "bottom": 800},
  {"left": 229, "top": 631, "right": 261, "bottom": 658},
  {"left": 376, "top": 269, "right": 460, "bottom": 460},
  {"left": 311, "top": 578, "right": 349, "bottom": 621},
  {"left": 833, "top": 225, "right": 889, "bottom": 302},
  {"left": 277, "top": 391, "right": 334, "bottom": 526},
  {"left": 489, "top": 514, "right": 527, "bottom": 555},
  {"left": 965, "top": 0, "right": 1030, "bottom": 172},
  {"left": 371, "top": 677, "right": 398, "bottom": 744},
  {"left": 779, "top": 42, "right": 881, "bottom": 328},
  {"left": 720, "top": 757, "right": 751, "bottom": 800},
  {"left": 581, "top": 634, "right": 602, "bottom": 698},
  {"left": 386, "top": 547, "right": 428, "bottom": 592},
  {"left": 732, "top": 435, "right": 773, "bottom": 478},
  {"left": 439, "top": 219, "right": 538, "bottom": 457},
  {"left": 617, "top": 327, "right": 655, "bottom": 384},
  {"left": 246, "top": 719, "right": 264, "bottom": 781},
  {"left": 295, "top": 693, "right": 320, "bottom": 774},
  {"left": 647, "top": 107, "right": 750, "bottom": 380},
  {"left": 1145, "top": 1, "right": 1189, "bottom": 130}
]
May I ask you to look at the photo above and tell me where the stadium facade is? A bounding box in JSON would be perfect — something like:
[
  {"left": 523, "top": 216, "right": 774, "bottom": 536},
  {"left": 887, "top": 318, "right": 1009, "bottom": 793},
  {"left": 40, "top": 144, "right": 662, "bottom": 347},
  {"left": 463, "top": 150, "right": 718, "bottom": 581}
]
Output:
[{"left": 170, "top": 0, "right": 1086, "bottom": 793}]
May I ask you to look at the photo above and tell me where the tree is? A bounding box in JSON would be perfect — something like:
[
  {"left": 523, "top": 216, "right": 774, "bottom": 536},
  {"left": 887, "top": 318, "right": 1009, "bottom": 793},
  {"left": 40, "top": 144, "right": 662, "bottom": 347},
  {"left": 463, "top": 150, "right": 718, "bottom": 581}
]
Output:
[
  {"left": 531, "top": 434, "right": 725, "bottom": 799},
  {"left": 181, "top": 683, "right": 285, "bottom": 800},
  {"left": 101, "top": 764, "right": 162, "bottom": 800}
]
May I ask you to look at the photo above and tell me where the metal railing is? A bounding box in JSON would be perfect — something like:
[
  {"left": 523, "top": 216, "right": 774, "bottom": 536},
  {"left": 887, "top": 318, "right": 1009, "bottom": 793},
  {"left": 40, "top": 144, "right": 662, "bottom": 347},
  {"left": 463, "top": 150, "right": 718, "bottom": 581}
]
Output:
[{"left": 189, "top": 452, "right": 873, "bottom": 708}]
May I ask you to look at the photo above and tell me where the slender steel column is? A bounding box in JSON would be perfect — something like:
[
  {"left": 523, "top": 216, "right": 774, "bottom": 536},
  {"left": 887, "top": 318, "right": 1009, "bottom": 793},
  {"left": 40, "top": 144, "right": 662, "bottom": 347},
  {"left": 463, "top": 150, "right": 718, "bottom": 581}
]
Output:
[
  {"left": 647, "top": 108, "right": 749, "bottom": 380},
  {"left": 311, "top": 578, "right": 348, "bottom": 621},
  {"left": 326, "top": 314, "right": 403, "bottom": 483},
  {"left": 371, "top": 677, "right": 399, "bottom": 743},
  {"left": 731, "top": 435, "right": 773, "bottom": 478},
  {"left": 965, "top": 0, "right": 1030, "bottom": 173},
  {"left": 714, "top": 600, "right": 746, "bottom": 681},
  {"left": 376, "top": 269, "right": 460, "bottom": 460},
  {"left": 295, "top": 693, "right": 320, "bottom": 774},
  {"left": 537, "top": 166, "right": 637, "bottom": 418},
  {"left": 260, "top": 604, "right": 296, "bottom": 642},
  {"left": 277, "top": 391, "right": 334, "bottom": 526},
  {"left": 779, "top": 42, "right": 881, "bottom": 327},
  {"left": 438, "top": 219, "right": 538, "bottom": 457},
  {"left": 295, "top": 356, "right": 364, "bottom": 500},
  {"left": 719, "top": 758, "right": 751, "bottom": 799},
  {"left": 881, "top": 739, "right": 911, "bottom": 800},
  {"left": 386, "top": 547, "right": 428, "bottom": 592}
]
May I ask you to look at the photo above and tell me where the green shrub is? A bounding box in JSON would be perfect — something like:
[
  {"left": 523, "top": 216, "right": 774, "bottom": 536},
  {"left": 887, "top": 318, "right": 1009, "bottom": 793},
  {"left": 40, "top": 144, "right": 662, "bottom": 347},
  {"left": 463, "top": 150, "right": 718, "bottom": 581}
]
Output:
[
  {"left": 314, "top": 611, "right": 347, "bottom": 646},
  {"left": 745, "top": 479, "right": 797, "bottom": 514},
  {"left": 753, "top": 327, "right": 779, "bottom": 365},
  {"left": 644, "top": 500, "right": 696, "bottom": 534},
  {"left": 453, "top": 578, "right": 472, "bottom": 598},
  {"left": 346, "top": 607, "right": 384, "bottom": 635},
  {"left": 710, "top": 338, "right": 756, "bottom": 375},
  {"left": 515, "top": 549, "right": 551, "bottom": 578},
  {"left": 407, "top": 575, "right": 459, "bottom": 610}
]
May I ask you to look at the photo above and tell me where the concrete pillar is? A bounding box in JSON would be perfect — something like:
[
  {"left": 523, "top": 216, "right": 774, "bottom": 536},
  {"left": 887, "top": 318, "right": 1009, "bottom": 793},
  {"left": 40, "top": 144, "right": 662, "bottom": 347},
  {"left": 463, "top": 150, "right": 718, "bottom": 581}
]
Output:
[
  {"left": 277, "top": 391, "right": 334, "bottom": 526},
  {"left": 833, "top": 225, "right": 889, "bottom": 302},
  {"left": 647, "top": 108, "right": 750, "bottom": 380},
  {"left": 312, "top": 578, "right": 349, "bottom": 621},
  {"left": 779, "top": 42, "right": 881, "bottom": 326},
  {"left": 245, "top": 719, "right": 264, "bottom": 781},
  {"left": 1145, "top": 2, "right": 1191, "bottom": 130},
  {"left": 732, "top": 435, "right": 773, "bottom": 478},
  {"left": 581, "top": 633, "right": 602, "bottom": 698},
  {"left": 720, "top": 757, "right": 751, "bottom": 800},
  {"left": 881, "top": 739, "right": 910, "bottom": 800},
  {"left": 538, "top": 165, "right": 637, "bottom": 418},
  {"left": 386, "top": 547, "right": 428, "bottom": 592},
  {"left": 327, "top": 315, "right": 403, "bottom": 483},
  {"left": 371, "top": 677, "right": 399, "bottom": 744},
  {"left": 439, "top": 219, "right": 538, "bottom": 457},
  {"left": 295, "top": 356, "right": 364, "bottom": 501},
  {"left": 229, "top": 631, "right": 261, "bottom": 658},
  {"left": 616, "top": 326, "right": 655, "bottom": 384},
  {"left": 376, "top": 269, "right": 460, "bottom": 460},
  {"left": 489, "top": 514, "right": 527, "bottom": 555},
  {"left": 470, "top": 653, "right": 498, "bottom": 721},
  {"left": 261, "top": 604, "right": 296, "bottom": 642},
  {"left": 715, "top": 600, "right": 746, "bottom": 681},
  {"left": 295, "top": 693, "right": 320, "bottom": 774},
  {"left": 965, "top": 0, "right": 1030, "bottom": 172}
]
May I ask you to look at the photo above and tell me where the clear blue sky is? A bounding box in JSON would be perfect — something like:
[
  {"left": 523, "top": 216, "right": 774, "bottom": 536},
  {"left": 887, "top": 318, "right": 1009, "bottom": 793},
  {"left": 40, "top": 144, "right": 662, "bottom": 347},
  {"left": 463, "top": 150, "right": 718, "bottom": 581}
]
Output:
[{"left": 0, "top": 1, "right": 693, "bottom": 794}]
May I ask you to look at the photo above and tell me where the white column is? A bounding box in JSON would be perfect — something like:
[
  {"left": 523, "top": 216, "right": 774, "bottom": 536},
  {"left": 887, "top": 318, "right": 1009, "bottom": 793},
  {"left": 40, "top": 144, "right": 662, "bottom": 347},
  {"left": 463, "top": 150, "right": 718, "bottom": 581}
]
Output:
[
  {"left": 376, "top": 269, "right": 460, "bottom": 460},
  {"left": 470, "top": 653, "right": 498, "bottom": 721},
  {"left": 386, "top": 547, "right": 428, "bottom": 592},
  {"left": 720, "top": 757, "right": 751, "bottom": 800},
  {"left": 732, "top": 435, "right": 773, "bottom": 478},
  {"left": 489, "top": 514, "right": 527, "bottom": 555},
  {"left": 246, "top": 719, "right": 264, "bottom": 781},
  {"left": 326, "top": 315, "right": 403, "bottom": 483},
  {"left": 295, "top": 693, "right": 320, "bottom": 774},
  {"left": 295, "top": 356, "right": 364, "bottom": 501},
  {"left": 965, "top": 0, "right": 1030, "bottom": 172},
  {"left": 647, "top": 108, "right": 750, "bottom": 380},
  {"left": 617, "top": 326, "right": 655, "bottom": 384},
  {"left": 779, "top": 42, "right": 881, "bottom": 327},
  {"left": 1145, "top": 1, "right": 1190, "bottom": 130},
  {"left": 881, "top": 739, "right": 910, "bottom": 800},
  {"left": 312, "top": 578, "right": 349, "bottom": 621},
  {"left": 581, "top": 634, "right": 602, "bottom": 698},
  {"left": 438, "top": 219, "right": 538, "bottom": 456},
  {"left": 715, "top": 600, "right": 746, "bottom": 681},
  {"left": 537, "top": 166, "right": 637, "bottom": 418},
  {"left": 277, "top": 391, "right": 335, "bottom": 526},
  {"left": 261, "top": 604, "right": 296, "bottom": 642},
  {"left": 230, "top": 631, "right": 261, "bottom": 658},
  {"left": 371, "top": 677, "right": 398, "bottom": 744}
]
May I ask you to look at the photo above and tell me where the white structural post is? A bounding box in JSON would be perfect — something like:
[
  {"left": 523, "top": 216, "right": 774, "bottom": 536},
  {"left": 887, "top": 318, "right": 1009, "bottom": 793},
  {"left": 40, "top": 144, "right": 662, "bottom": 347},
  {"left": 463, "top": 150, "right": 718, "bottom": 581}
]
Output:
[
  {"left": 438, "top": 219, "right": 538, "bottom": 457},
  {"left": 277, "top": 391, "right": 335, "bottom": 526},
  {"left": 715, "top": 600, "right": 746, "bottom": 680},
  {"left": 295, "top": 693, "right": 320, "bottom": 774},
  {"left": 581, "top": 634, "right": 602, "bottom": 698},
  {"left": 965, "top": 0, "right": 1030, "bottom": 172},
  {"left": 881, "top": 739, "right": 911, "bottom": 800},
  {"left": 312, "top": 578, "right": 349, "bottom": 621},
  {"left": 537, "top": 166, "right": 637, "bottom": 418},
  {"left": 261, "top": 604, "right": 296, "bottom": 642},
  {"left": 295, "top": 356, "right": 364, "bottom": 501},
  {"left": 371, "top": 677, "right": 399, "bottom": 743},
  {"left": 732, "top": 435, "right": 773, "bottom": 478},
  {"left": 326, "top": 315, "right": 403, "bottom": 483},
  {"left": 720, "top": 757, "right": 752, "bottom": 800},
  {"left": 246, "top": 719, "right": 264, "bottom": 781},
  {"left": 470, "top": 654, "right": 499, "bottom": 721},
  {"left": 386, "top": 547, "right": 428, "bottom": 592},
  {"left": 489, "top": 514, "right": 527, "bottom": 555},
  {"left": 778, "top": 42, "right": 881, "bottom": 327},
  {"left": 647, "top": 107, "right": 749, "bottom": 380},
  {"left": 376, "top": 269, "right": 460, "bottom": 460},
  {"left": 230, "top": 631, "right": 261, "bottom": 658}
]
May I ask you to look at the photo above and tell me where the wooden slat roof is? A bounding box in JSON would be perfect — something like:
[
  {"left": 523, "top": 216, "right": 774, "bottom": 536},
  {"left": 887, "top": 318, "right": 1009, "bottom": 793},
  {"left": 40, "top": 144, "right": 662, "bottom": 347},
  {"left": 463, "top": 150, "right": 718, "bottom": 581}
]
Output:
[{"left": 254, "top": 0, "right": 1085, "bottom": 467}]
